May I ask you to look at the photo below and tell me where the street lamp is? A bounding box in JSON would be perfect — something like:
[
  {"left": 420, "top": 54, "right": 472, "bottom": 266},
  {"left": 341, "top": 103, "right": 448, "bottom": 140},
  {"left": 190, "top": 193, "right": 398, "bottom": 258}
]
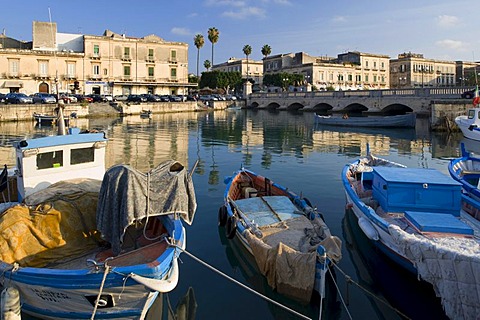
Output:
[{"left": 282, "top": 77, "right": 289, "bottom": 91}]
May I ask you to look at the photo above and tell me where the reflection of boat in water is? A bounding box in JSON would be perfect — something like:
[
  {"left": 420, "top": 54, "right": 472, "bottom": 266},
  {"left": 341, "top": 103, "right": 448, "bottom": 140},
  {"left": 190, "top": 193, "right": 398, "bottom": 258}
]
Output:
[
  {"left": 218, "top": 226, "right": 341, "bottom": 320},
  {"left": 140, "top": 109, "right": 153, "bottom": 118},
  {"left": 145, "top": 287, "right": 197, "bottom": 320},
  {"left": 314, "top": 121, "right": 417, "bottom": 141},
  {"left": 315, "top": 113, "right": 416, "bottom": 128},
  {"left": 342, "top": 209, "right": 448, "bottom": 319},
  {"left": 33, "top": 112, "right": 70, "bottom": 127}
]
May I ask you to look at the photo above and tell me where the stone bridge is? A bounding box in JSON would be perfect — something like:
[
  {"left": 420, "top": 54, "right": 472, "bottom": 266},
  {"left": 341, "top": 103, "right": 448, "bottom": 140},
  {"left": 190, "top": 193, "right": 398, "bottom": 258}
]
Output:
[{"left": 247, "top": 87, "right": 469, "bottom": 115}]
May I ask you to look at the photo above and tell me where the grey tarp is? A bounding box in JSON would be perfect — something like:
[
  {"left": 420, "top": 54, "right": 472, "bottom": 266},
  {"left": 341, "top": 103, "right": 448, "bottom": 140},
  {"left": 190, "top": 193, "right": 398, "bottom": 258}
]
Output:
[{"left": 96, "top": 160, "right": 197, "bottom": 255}]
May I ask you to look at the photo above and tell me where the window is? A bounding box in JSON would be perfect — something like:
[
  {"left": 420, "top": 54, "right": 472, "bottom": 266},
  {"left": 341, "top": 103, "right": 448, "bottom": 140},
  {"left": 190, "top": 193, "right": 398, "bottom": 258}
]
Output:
[
  {"left": 37, "top": 151, "right": 63, "bottom": 170},
  {"left": 93, "top": 65, "right": 100, "bottom": 75},
  {"left": 103, "top": 68, "right": 108, "bottom": 76},
  {"left": 365, "top": 61, "right": 369, "bottom": 68},
  {"left": 170, "top": 68, "right": 177, "bottom": 78},
  {"left": 39, "top": 61, "right": 48, "bottom": 76},
  {"left": 148, "top": 66, "right": 154, "bottom": 77},
  {"left": 67, "top": 63, "right": 75, "bottom": 77},
  {"left": 9, "top": 59, "right": 19, "bottom": 75},
  {"left": 71, "top": 147, "right": 94, "bottom": 165},
  {"left": 124, "top": 65, "right": 131, "bottom": 76},
  {"left": 148, "top": 49, "right": 154, "bottom": 59},
  {"left": 93, "top": 45, "right": 100, "bottom": 57},
  {"left": 170, "top": 50, "right": 177, "bottom": 61},
  {"left": 124, "top": 47, "right": 130, "bottom": 59},
  {"left": 373, "top": 61, "right": 377, "bottom": 68}
]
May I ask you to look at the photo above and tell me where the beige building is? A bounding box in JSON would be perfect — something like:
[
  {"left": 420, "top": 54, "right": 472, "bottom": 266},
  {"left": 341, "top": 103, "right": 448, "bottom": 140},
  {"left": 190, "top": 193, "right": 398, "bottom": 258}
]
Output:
[
  {"left": 390, "top": 52, "right": 456, "bottom": 89},
  {"left": 263, "top": 51, "right": 390, "bottom": 91},
  {"left": 455, "top": 60, "right": 480, "bottom": 86},
  {"left": 0, "top": 21, "right": 194, "bottom": 96},
  {"left": 212, "top": 57, "right": 263, "bottom": 86}
]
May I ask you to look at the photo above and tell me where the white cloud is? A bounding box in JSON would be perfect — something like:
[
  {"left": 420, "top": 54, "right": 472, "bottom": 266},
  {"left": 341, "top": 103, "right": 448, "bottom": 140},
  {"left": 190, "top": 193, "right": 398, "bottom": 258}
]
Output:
[
  {"left": 332, "top": 16, "right": 347, "bottom": 23},
  {"left": 435, "top": 39, "right": 464, "bottom": 50},
  {"left": 204, "top": 0, "right": 246, "bottom": 7},
  {"left": 222, "top": 7, "right": 266, "bottom": 19},
  {"left": 171, "top": 27, "right": 191, "bottom": 36},
  {"left": 437, "top": 15, "right": 459, "bottom": 28}
]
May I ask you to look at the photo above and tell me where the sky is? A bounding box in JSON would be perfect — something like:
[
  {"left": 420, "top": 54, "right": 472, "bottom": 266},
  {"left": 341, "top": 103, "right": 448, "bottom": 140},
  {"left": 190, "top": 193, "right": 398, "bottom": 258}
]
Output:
[{"left": 2, "top": 0, "right": 480, "bottom": 74}]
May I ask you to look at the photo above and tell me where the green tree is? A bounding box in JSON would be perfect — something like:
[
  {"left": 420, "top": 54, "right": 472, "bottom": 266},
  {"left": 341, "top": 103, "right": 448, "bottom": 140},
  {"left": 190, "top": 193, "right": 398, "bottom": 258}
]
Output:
[
  {"left": 207, "top": 27, "right": 219, "bottom": 66},
  {"left": 199, "top": 71, "right": 242, "bottom": 93},
  {"left": 261, "top": 44, "right": 271, "bottom": 58},
  {"left": 243, "top": 44, "right": 252, "bottom": 82},
  {"left": 193, "top": 34, "right": 205, "bottom": 79},
  {"left": 204, "top": 60, "right": 211, "bottom": 71}
]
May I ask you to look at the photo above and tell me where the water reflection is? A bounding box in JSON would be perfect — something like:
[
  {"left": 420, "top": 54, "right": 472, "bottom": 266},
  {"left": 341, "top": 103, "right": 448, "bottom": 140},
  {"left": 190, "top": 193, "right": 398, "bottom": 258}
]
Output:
[{"left": 342, "top": 209, "right": 448, "bottom": 320}]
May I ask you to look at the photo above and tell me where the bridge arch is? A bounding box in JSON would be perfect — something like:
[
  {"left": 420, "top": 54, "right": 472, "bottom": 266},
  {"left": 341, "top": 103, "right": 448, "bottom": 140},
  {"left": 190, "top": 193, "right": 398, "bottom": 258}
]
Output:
[
  {"left": 266, "top": 102, "right": 281, "bottom": 109},
  {"left": 287, "top": 102, "right": 305, "bottom": 111},
  {"left": 381, "top": 103, "right": 414, "bottom": 115},
  {"left": 250, "top": 101, "right": 259, "bottom": 109},
  {"left": 343, "top": 103, "right": 368, "bottom": 114},
  {"left": 312, "top": 103, "right": 333, "bottom": 114}
]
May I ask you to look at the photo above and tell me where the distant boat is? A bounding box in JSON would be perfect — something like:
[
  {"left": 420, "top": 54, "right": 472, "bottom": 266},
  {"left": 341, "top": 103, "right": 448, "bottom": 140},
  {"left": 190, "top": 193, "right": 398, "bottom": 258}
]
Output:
[
  {"left": 220, "top": 168, "right": 342, "bottom": 304},
  {"left": 314, "top": 113, "right": 416, "bottom": 128},
  {"left": 33, "top": 112, "right": 69, "bottom": 127},
  {"left": 455, "top": 107, "right": 480, "bottom": 141},
  {"left": 140, "top": 109, "right": 152, "bottom": 118},
  {"left": 342, "top": 147, "right": 480, "bottom": 320},
  {"left": 0, "top": 115, "right": 197, "bottom": 319}
]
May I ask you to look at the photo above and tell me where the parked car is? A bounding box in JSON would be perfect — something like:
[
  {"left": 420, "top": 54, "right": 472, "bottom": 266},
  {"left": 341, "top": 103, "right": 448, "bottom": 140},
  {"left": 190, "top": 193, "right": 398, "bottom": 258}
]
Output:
[
  {"left": 31, "top": 93, "right": 56, "bottom": 104},
  {"left": 101, "top": 94, "right": 114, "bottom": 102},
  {"left": 461, "top": 89, "right": 477, "bottom": 99},
  {"left": 169, "top": 95, "right": 182, "bottom": 102},
  {"left": 127, "top": 94, "right": 147, "bottom": 102},
  {"left": 140, "top": 94, "right": 161, "bottom": 102},
  {"left": 114, "top": 95, "right": 129, "bottom": 101},
  {"left": 5, "top": 93, "right": 33, "bottom": 104},
  {"left": 0, "top": 93, "right": 7, "bottom": 103},
  {"left": 73, "top": 94, "right": 93, "bottom": 103},
  {"left": 159, "top": 95, "right": 170, "bottom": 102},
  {"left": 87, "top": 94, "right": 108, "bottom": 103},
  {"left": 58, "top": 93, "right": 77, "bottom": 104}
]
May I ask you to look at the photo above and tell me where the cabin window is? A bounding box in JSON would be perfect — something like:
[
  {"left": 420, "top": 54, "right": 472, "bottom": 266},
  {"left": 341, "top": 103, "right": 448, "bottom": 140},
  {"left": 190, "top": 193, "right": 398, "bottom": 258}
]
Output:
[
  {"left": 71, "top": 147, "right": 95, "bottom": 165},
  {"left": 37, "top": 151, "right": 63, "bottom": 170},
  {"left": 468, "top": 110, "right": 475, "bottom": 119}
]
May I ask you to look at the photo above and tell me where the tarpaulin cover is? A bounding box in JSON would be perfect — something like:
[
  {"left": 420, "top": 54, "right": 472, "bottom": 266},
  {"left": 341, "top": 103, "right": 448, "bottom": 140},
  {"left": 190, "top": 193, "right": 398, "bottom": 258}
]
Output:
[
  {"left": 0, "top": 179, "right": 102, "bottom": 267},
  {"left": 96, "top": 160, "right": 197, "bottom": 255}
]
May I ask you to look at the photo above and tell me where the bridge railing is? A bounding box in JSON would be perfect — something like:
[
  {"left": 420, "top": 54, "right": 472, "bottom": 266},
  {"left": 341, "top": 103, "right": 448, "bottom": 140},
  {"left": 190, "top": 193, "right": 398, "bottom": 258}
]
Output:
[{"left": 250, "top": 87, "right": 471, "bottom": 100}]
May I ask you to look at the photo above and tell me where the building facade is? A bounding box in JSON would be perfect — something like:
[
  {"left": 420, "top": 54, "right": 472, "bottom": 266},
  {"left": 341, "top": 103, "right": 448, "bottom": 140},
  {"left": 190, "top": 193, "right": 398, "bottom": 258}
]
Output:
[
  {"left": 390, "top": 52, "right": 456, "bottom": 89},
  {"left": 262, "top": 51, "right": 390, "bottom": 91},
  {"left": 455, "top": 60, "right": 480, "bottom": 86},
  {"left": 212, "top": 57, "right": 263, "bottom": 86},
  {"left": 0, "top": 21, "right": 194, "bottom": 96}
]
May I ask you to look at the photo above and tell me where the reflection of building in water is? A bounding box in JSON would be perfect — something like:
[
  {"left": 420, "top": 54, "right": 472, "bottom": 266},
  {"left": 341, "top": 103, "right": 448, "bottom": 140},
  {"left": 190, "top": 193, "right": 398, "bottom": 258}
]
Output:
[
  {"left": 105, "top": 115, "right": 190, "bottom": 171},
  {"left": 242, "top": 118, "right": 264, "bottom": 148}
]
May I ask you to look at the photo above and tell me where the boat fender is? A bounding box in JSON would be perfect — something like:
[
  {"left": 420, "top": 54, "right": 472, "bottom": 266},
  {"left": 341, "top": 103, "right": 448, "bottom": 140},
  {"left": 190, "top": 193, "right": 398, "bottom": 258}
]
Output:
[
  {"left": 130, "top": 258, "right": 179, "bottom": 293},
  {"left": 225, "top": 215, "right": 238, "bottom": 239},
  {"left": 218, "top": 205, "right": 228, "bottom": 227},
  {"left": 358, "top": 217, "right": 379, "bottom": 241},
  {"left": 1, "top": 287, "right": 21, "bottom": 320}
]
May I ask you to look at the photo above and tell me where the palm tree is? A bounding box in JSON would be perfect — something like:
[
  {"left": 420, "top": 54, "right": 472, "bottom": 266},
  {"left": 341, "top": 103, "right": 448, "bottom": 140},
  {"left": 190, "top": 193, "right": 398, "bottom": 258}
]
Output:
[
  {"left": 204, "top": 60, "right": 211, "bottom": 71},
  {"left": 261, "top": 44, "right": 271, "bottom": 59},
  {"left": 207, "top": 27, "right": 219, "bottom": 67},
  {"left": 193, "top": 34, "right": 205, "bottom": 79},
  {"left": 243, "top": 44, "right": 252, "bottom": 82}
]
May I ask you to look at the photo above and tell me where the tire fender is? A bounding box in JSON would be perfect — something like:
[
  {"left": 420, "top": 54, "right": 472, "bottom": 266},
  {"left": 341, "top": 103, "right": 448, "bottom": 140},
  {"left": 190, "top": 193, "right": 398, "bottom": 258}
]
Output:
[
  {"left": 225, "top": 215, "right": 238, "bottom": 239},
  {"left": 218, "top": 205, "right": 228, "bottom": 227}
]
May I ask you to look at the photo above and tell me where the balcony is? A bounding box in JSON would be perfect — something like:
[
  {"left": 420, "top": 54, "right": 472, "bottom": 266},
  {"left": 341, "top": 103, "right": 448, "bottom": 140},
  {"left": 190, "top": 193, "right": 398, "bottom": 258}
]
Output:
[
  {"left": 122, "top": 76, "right": 132, "bottom": 81},
  {"left": 63, "top": 74, "right": 77, "bottom": 80},
  {"left": 146, "top": 76, "right": 156, "bottom": 82},
  {"left": 146, "top": 56, "right": 155, "bottom": 63},
  {"left": 121, "top": 55, "right": 131, "bottom": 61},
  {"left": 33, "top": 74, "right": 51, "bottom": 80},
  {"left": 5, "top": 73, "right": 21, "bottom": 79},
  {"left": 90, "top": 54, "right": 101, "bottom": 60},
  {"left": 168, "top": 58, "right": 177, "bottom": 64},
  {"left": 89, "top": 75, "right": 102, "bottom": 80}
]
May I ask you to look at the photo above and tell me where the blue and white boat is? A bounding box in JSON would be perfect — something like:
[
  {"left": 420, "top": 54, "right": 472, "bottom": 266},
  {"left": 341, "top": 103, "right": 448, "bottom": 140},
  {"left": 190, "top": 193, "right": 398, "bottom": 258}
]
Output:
[
  {"left": 455, "top": 107, "right": 480, "bottom": 141},
  {"left": 342, "top": 149, "right": 480, "bottom": 320},
  {"left": 219, "top": 168, "right": 342, "bottom": 305},
  {"left": 0, "top": 109, "right": 197, "bottom": 319}
]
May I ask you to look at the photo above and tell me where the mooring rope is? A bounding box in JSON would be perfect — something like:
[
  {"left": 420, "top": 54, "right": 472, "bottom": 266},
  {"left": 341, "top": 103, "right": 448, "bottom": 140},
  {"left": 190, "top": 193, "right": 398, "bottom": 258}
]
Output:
[
  {"left": 90, "top": 263, "right": 111, "bottom": 320},
  {"left": 172, "top": 244, "right": 312, "bottom": 320},
  {"left": 330, "top": 261, "right": 412, "bottom": 320}
]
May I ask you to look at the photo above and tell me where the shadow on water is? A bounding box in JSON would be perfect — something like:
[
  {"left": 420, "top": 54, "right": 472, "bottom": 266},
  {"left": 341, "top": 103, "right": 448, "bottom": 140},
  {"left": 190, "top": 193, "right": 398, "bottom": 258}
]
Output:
[
  {"left": 217, "top": 224, "right": 342, "bottom": 320},
  {"left": 342, "top": 209, "right": 448, "bottom": 320}
]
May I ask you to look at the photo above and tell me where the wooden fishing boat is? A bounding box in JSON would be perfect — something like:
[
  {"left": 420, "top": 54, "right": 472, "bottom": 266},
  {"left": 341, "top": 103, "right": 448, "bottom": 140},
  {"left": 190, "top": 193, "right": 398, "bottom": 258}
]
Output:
[
  {"left": 140, "top": 109, "right": 152, "bottom": 118},
  {"left": 219, "top": 168, "right": 342, "bottom": 304},
  {"left": 342, "top": 147, "right": 480, "bottom": 319},
  {"left": 314, "top": 112, "right": 416, "bottom": 128},
  {"left": 0, "top": 111, "right": 197, "bottom": 319}
]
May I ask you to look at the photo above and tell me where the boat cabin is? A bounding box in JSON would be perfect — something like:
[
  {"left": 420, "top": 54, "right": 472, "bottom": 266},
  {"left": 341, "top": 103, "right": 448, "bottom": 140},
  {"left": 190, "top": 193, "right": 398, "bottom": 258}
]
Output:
[{"left": 12, "top": 128, "right": 107, "bottom": 202}]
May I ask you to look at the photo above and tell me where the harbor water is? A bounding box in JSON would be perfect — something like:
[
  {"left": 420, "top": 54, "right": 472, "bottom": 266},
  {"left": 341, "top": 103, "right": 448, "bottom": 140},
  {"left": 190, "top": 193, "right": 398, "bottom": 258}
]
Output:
[{"left": 0, "top": 109, "right": 464, "bottom": 319}]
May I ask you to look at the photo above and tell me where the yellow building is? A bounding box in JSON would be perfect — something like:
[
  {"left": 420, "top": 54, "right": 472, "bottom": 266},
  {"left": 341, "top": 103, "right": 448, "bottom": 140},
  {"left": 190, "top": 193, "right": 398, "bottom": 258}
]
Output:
[{"left": 0, "top": 21, "right": 194, "bottom": 96}]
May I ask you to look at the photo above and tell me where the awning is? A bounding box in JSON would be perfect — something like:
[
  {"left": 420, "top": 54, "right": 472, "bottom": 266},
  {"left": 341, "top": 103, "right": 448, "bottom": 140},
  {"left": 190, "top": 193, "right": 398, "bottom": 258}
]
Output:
[{"left": 3, "top": 80, "right": 23, "bottom": 88}]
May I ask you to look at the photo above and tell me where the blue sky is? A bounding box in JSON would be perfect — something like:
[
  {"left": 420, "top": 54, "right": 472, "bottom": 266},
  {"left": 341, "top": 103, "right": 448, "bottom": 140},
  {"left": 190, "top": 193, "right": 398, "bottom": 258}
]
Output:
[{"left": 3, "top": 0, "right": 479, "bottom": 74}]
